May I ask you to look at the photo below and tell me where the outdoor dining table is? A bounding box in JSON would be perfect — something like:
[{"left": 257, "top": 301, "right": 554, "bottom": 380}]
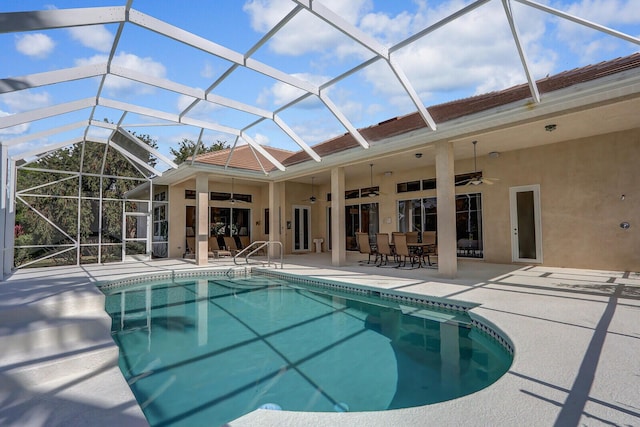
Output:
[{"left": 406, "top": 242, "right": 437, "bottom": 267}]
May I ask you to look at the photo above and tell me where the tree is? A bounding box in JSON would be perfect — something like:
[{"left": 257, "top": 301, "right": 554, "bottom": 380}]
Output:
[
  {"left": 14, "top": 131, "right": 159, "bottom": 268},
  {"left": 170, "top": 138, "right": 228, "bottom": 164}
]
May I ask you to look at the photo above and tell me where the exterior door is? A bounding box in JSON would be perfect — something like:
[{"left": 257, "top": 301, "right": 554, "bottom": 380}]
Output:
[
  {"left": 292, "top": 205, "right": 311, "bottom": 252},
  {"left": 509, "top": 185, "right": 542, "bottom": 263}
]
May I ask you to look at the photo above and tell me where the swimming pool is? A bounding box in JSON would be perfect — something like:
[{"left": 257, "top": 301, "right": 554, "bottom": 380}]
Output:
[{"left": 103, "top": 272, "right": 512, "bottom": 426}]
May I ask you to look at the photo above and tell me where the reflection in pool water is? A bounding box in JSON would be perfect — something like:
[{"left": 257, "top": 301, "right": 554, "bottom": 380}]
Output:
[{"left": 104, "top": 275, "right": 512, "bottom": 426}]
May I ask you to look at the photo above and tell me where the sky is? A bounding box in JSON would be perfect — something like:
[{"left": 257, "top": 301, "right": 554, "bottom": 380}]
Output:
[{"left": 1, "top": 0, "right": 639, "bottom": 166}]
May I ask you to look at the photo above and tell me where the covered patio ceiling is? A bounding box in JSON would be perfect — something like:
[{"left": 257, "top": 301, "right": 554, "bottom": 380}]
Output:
[{"left": 1, "top": 0, "right": 639, "bottom": 177}]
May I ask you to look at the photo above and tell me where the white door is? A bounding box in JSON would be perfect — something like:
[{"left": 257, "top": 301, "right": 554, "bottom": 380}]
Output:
[
  {"left": 509, "top": 185, "right": 542, "bottom": 263},
  {"left": 292, "top": 205, "right": 311, "bottom": 252}
]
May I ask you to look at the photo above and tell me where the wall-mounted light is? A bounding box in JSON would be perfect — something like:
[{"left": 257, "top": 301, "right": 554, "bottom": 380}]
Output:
[
  {"left": 415, "top": 153, "right": 422, "bottom": 158},
  {"left": 488, "top": 151, "right": 500, "bottom": 158},
  {"left": 620, "top": 222, "right": 630, "bottom": 229},
  {"left": 544, "top": 124, "right": 557, "bottom": 132},
  {"left": 384, "top": 171, "right": 393, "bottom": 176}
]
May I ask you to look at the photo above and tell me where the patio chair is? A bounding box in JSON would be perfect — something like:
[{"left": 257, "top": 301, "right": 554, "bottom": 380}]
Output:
[
  {"left": 184, "top": 236, "right": 196, "bottom": 258},
  {"left": 376, "top": 233, "right": 396, "bottom": 267},
  {"left": 421, "top": 231, "right": 437, "bottom": 267},
  {"left": 356, "top": 232, "right": 378, "bottom": 265},
  {"left": 394, "top": 233, "right": 419, "bottom": 269},
  {"left": 209, "top": 236, "right": 232, "bottom": 258},
  {"left": 406, "top": 231, "right": 419, "bottom": 243},
  {"left": 223, "top": 236, "right": 240, "bottom": 255},
  {"left": 391, "top": 231, "right": 403, "bottom": 245}
]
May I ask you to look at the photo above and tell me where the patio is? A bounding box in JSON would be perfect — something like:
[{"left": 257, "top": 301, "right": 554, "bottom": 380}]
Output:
[{"left": 1, "top": 254, "right": 638, "bottom": 426}]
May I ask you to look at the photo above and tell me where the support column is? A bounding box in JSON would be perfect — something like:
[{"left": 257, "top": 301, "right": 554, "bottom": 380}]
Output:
[
  {"left": 435, "top": 140, "right": 457, "bottom": 278},
  {"left": 268, "top": 181, "right": 282, "bottom": 257},
  {"left": 0, "top": 144, "right": 11, "bottom": 279},
  {"left": 330, "top": 167, "right": 346, "bottom": 266},
  {"left": 195, "top": 173, "right": 209, "bottom": 265}
]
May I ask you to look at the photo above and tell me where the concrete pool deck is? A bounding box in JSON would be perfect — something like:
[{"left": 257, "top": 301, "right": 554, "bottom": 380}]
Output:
[{"left": 0, "top": 254, "right": 638, "bottom": 426}]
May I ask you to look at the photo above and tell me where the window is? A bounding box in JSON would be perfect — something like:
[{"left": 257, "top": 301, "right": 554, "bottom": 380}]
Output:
[
  {"left": 210, "top": 192, "right": 252, "bottom": 202},
  {"left": 397, "top": 193, "right": 483, "bottom": 257},
  {"left": 185, "top": 189, "right": 196, "bottom": 199},
  {"left": 397, "top": 180, "right": 421, "bottom": 193},
  {"left": 422, "top": 178, "right": 436, "bottom": 190},
  {"left": 345, "top": 189, "right": 360, "bottom": 199},
  {"left": 345, "top": 203, "right": 379, "bottom": 251}
]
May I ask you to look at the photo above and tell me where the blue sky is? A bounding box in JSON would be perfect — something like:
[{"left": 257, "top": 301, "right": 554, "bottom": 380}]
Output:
[{"left": 1, "top": 0, "right": 639, "bottom": 163}]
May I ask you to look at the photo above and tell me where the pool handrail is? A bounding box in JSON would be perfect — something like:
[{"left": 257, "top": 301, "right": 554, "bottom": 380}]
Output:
[{"left": 233, "top": 240, "right": 283, "bottom": 269}]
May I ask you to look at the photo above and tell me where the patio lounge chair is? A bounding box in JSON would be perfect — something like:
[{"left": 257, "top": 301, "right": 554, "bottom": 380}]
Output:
[
  {"left": 356, "top": 232, "right": 378, "bottom": 265},
  {"left": 239, "top": 235, "right": 251, "bottom": 249},
  {"left": 223, "top": 236, "right": 240, "bottom": 256},
  {"left": 209, "top": 236, "right": 232, "bottom": 258}
]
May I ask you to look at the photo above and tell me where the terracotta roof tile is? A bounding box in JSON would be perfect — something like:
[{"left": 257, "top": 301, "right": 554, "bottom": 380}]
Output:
[{"left": 194, "top": 144, "right": 295, "bottom": 172}]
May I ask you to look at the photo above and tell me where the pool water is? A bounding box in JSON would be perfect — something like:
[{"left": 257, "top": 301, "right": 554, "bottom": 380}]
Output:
[{"left": 103, "top": 275, "right": 512, "bottom": 426}]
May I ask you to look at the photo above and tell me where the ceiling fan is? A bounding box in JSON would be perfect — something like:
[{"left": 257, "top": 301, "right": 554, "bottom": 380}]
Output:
[
  {"left": 465, "top": 140, "right": 499, "bottom": 186},
  {"left": 303, "top": 176, "right": 317, "bottom": 204},
  {"left": 367, "top": 164, "right": 380, "bottom": 197},
  {"left": 229, "top": 178, "right": 245, "bottom": 204}
]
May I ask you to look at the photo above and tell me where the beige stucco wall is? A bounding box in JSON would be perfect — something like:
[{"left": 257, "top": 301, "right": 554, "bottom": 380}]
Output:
[
  {"left": 167, "top": 178, "right": 266, "bottom": 259},
  {"left": 165, "top": 127, "right": 639, "bottom": 271},
  {"left": 481, "top": 128, "right": 639, "bottom": 270}
]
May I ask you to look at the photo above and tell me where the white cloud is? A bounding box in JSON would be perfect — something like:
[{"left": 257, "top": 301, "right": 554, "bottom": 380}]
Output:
[
  {"left": 0, "top": 90, "right": 52, "bottom": 112},
  {"left": 563, "top": 0, "right": 640, "bottom": 24},
  {"left": 251, "top": 133, "right": 270, "bottom": 145},
  {"left": 68, "top": 25, "right": 113, "bottom": 52},
  {"left": 0, "top": 110, "right": 30, "bottom": 135},
  {"left": 15, "top": 33, "right": 55, "bottom": 58},
  {"left": 554, "top": 0, "right": 640, "bottom": 62},
  {"left": 86, "top": 126, "right": 112, "bottom": 140},
  {"left": 76, "top": 51, "right": 166, "bottom": 96},
  {"left": 177, "top": 94, "right": 220, "bottom": 118},
  {"left": 358, "top": 0, "right": 558, "bottom": 106},
  {"left": 258, "top": 73, "right": 329, "bottom": 107},
  {"left": 201, "top": 62, "right": 216, "bottom": 79},
  {"left": 244, "top": 0, "right": 372, "bottom": 57}
]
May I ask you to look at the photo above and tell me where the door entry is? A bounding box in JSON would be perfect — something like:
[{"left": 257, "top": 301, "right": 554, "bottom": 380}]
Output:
[
  {"left": 292, "top": 205, "right": 311, "bottom": 252},
  {"left": 509, "top": 185, "right": 542, "bottom": 263}
]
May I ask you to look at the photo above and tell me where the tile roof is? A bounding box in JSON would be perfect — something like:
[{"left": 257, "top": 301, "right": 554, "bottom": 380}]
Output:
[
  {"left": 193, "top": 144, "right": 295, "bottom": 171},
  {"left": 197, "top": 53, "right": 640, "bottom": 171}
]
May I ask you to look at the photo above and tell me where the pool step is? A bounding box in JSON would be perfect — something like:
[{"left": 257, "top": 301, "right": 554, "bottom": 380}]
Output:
[
  {"left": 3, "top": 339, "right": 120, "bottom": 387},
  {"left": 0, "top": 286, "right": 123, "bottom": 387},
  {"left": 0, "top": 314, "right": 113, "bottom": 356}
]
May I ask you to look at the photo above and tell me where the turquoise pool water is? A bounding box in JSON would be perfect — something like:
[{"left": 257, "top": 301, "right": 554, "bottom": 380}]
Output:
[{"left": 103, "top": 274, "right": 512, "bottom": 426}]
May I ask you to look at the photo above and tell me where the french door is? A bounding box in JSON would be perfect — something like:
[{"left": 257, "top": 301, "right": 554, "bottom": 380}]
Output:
[
  {"left": 509, "top": 185, "right": 542, "bottom": 263},
  {"left": 292, "top": 205, "right": 311, "bottom": 252}
]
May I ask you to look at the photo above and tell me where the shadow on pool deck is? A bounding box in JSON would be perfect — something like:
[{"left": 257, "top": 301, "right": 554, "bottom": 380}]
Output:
[{"left": 0, "top": 255, "right": 638, "bottom": 427}]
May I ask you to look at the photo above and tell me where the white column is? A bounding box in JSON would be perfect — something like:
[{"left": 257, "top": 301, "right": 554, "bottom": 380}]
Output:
[
  {"left": 331, "top": 167, "right": 346, "bottom": 266},
  {"left": 269, "top": 181, "right": 282, "bottom": 257},
  {"left": 195, "top": 173, "right": 209, "bottom": 265},
  {"left": 435, "top": 140, "right": 457, "bottom": 278}
]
